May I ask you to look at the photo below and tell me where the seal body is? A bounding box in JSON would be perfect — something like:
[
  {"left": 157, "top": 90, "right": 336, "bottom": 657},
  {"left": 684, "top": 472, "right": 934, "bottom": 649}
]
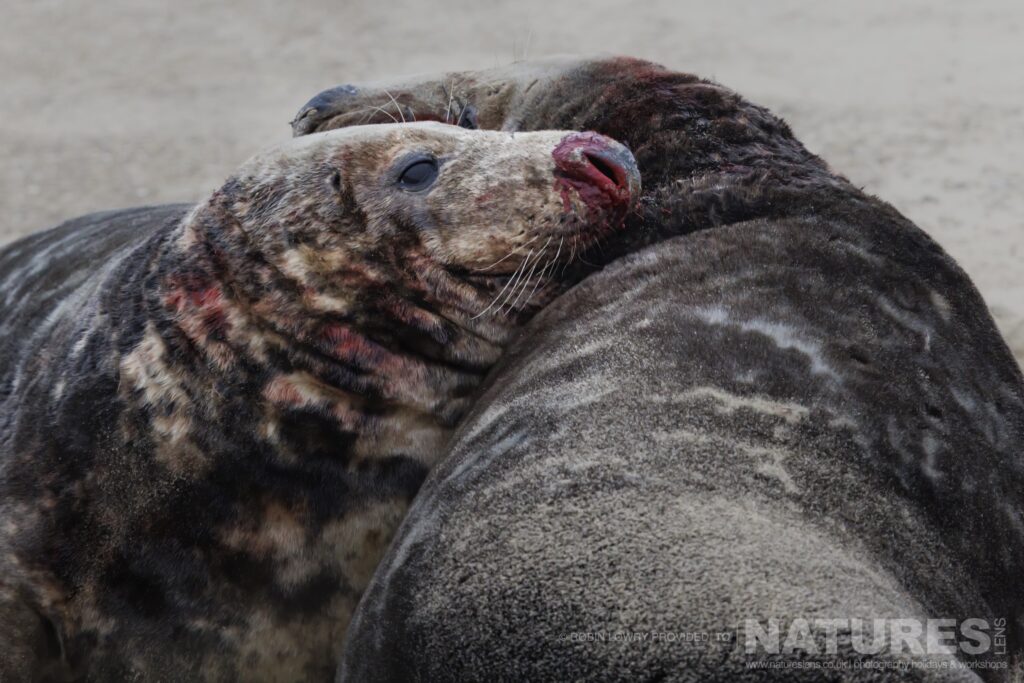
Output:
[
  {"left": 0, "top": 122, "right": 639, "bottom": 681},
  {"left": 342, "top": 229, "right": 1020, "bottom": 682},
  {"left": 298, "top": 58, "right": 1024, "bottom": 680}
]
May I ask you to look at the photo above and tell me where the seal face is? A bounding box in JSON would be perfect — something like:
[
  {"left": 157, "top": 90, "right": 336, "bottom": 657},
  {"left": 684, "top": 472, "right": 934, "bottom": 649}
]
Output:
[
  {"left": 297, "top": 58, "right": 1024, "bottom": 679},
  {"left": 0, "top": 122, "right": 639, "bottom": 680}
]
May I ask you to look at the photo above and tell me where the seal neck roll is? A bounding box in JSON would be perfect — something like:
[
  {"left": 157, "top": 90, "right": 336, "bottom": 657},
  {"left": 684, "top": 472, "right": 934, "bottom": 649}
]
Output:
[{"left": 144, "top": 200, "right": 518, "bottom": 430}]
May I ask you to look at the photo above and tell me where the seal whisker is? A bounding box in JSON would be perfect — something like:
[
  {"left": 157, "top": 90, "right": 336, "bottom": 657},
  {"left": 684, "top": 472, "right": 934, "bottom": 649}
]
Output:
[
  {"left": 475, "top": 234, "right": 542, "bottom": 273},
  {"left": 348, "top": 103, "right": 403, "bottom": 125},
  {"left": 357, "top": 107, "right": 378, "bottom": 125},
  {"left": 512, "top": 256, "right": 553, "bottom": 313},
  {"left": 528, "top": 256, "right": 557, "bottom": 305},
  {"left": 444, "top": 78, "right": 462, "bottom": 125},
  {"left": 497, "top": 267, "right": 530, "bottom": 317},
  {"left": 523, "top": 236, "right": 561, "bottom": 309},
  {"left": 319, "top": 104, "right": 399, "bottom": 126},
  {"left": 503, "top": 237, "right": 551, "bottom": 314},
  {"left": 496, "top": 246, "right": 541, "bottom": 313},
  {"left": 382, "top": 90, "right": 406, "bottom": 123},
  {"left": 495, "top": 243, "right": 544, "bottom": 316},
  {"left": 453, "top": 78, "right": 479, "bottom": 129},
  {"left": 560, "top": 236, "right": 578, "bottom": 276},
  {"left": 365, "top": 105, "right": 400, "bottom": 124},
  {"left": 495, "top": 248, "right": 537, "bottom": 315},
  {"left": 471, "top": 248, "right": 533, "bottom": 320}
]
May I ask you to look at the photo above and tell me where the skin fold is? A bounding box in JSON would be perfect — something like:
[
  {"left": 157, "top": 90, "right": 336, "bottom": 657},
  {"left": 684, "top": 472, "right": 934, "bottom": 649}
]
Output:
[
  {"left": 0, "top": 122, "right": 638, "bottom": 681},
  {"left": 295, "top": 57, "right": 1024, "bottom": 681}
]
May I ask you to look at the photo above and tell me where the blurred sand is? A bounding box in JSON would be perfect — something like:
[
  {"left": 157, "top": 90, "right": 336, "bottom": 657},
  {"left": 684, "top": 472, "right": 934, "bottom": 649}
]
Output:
[{"left": 2, "top": 0, "right": 1022, "bottom": 362}]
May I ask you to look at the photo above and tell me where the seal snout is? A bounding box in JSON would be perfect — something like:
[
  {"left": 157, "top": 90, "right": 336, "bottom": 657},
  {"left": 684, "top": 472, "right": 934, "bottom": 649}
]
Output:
[
  {"left": 291, "top": 84, "right": 360, "bottom": 136},
  {"left": 552, "top": 132, "right": 641, "bottom": 211}
]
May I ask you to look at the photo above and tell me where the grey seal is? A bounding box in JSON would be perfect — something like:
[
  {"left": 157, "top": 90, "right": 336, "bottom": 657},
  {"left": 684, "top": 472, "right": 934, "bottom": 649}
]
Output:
[
  {"left": 0, "top": 122, "right": 639, "bottom": 681},
  {"left": 294, "top": 57, "right": 1024, "bottom": 681}
]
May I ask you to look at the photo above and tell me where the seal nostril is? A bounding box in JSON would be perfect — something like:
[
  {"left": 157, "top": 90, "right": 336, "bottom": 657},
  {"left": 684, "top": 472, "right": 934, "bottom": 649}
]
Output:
[
  {"left": 584, "top": 152, "right": 623, "bottom": 189},
  {"left": 552, "top": 131, "right": 640, "bottom": 210}
]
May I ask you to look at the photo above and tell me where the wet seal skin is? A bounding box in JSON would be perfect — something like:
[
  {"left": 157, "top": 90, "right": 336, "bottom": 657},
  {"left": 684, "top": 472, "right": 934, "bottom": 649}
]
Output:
[
  {"left": 0, "top": 122, "right": 639, "bottom": 681},
  {"left": 297, "top": 58, "right": 1024, "bottom": 680}
]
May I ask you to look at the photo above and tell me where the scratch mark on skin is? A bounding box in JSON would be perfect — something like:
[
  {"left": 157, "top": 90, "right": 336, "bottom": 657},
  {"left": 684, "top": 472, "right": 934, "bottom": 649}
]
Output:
[
  {"left": 658, "top": 385, "right": 811, "bottom": 425},
  {"left": 878, "top": 296, "right": 935, "bottom": 353},
  {"left": 692, "top": 305, "right": 840, "bottom": 379}
]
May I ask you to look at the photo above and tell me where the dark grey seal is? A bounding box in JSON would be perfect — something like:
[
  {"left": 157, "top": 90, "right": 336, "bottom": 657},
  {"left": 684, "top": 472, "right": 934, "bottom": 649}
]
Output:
[{"left": 293, "top": 57, "right": 1024, "bottom": 681}]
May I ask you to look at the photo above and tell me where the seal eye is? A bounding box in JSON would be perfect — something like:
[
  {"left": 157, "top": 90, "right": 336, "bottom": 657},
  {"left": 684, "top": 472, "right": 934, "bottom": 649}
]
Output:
[{"left": 397, "top": 158, "right": 439, "bottom": 191}]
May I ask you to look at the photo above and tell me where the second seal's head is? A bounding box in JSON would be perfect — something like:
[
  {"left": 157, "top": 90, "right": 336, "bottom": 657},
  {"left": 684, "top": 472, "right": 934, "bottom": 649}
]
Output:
[{"left": 188, "top": 122, "right": 639, "bottom": 331}]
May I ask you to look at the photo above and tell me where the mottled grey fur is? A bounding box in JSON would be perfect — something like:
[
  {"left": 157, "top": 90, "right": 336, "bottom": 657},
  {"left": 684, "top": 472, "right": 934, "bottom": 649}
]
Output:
[
  {"left": 341, "top": 219, "right": 1022, "bottom": 681},
  {"left": 0, "top": 124, "right": 639, "bottom": 681}
]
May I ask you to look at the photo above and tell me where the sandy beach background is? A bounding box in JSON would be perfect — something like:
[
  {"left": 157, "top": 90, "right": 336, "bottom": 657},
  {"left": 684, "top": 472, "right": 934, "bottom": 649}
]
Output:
[{"left": 2, "top": 0, "right": 1021, "bottom": 363}]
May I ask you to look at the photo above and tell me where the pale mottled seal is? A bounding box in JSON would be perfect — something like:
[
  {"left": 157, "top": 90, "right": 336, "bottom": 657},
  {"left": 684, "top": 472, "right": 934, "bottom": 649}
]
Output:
[
  {"left": 295, "top": 57, "right": 1024, "bottom": 680},
  {"left": 0, "top": 121, "right": 640, "bottom": 681}
]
